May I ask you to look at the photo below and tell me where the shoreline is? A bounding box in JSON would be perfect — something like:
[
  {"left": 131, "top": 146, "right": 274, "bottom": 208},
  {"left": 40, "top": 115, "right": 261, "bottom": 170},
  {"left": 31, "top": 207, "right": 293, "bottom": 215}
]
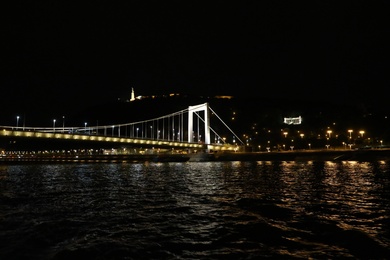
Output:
[
  {"left": 211, "top": 149, "right": 390, "bottom": 162},
  {"left": 1, "top": 149, "right": 390, "bottom": 164}
]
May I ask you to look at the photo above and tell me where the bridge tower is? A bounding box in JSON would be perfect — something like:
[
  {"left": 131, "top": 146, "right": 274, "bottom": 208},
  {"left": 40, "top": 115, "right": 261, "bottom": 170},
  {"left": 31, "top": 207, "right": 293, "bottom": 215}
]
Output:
[{"left": 188, "top": 103, "right": 210, "bottom": 145}]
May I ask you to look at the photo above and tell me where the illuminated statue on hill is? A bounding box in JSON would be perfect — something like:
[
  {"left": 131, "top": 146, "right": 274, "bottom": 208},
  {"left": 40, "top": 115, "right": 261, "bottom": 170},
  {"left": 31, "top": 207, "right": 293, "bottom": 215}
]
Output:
[{"left": 130, "top": 88, "right": 135, "bottom": 101}]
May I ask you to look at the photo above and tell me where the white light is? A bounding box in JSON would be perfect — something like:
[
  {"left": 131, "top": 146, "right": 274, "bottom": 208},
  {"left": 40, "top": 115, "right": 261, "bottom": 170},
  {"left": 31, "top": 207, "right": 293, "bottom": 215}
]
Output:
[{"left": 283, "top": 116, "right": 302, "bottom": 125}]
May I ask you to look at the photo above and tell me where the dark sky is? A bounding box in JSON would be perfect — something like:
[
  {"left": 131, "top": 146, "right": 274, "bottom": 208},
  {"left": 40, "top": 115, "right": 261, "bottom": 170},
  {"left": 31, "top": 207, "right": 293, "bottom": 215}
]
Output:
[{"left": 2, "top": 1, "right": 389, "bottom": 117}]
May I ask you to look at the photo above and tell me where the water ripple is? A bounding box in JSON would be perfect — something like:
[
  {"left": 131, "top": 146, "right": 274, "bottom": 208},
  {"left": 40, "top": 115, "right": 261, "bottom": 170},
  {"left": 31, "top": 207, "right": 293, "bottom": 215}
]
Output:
[{"left": 0, "top": 161, "right": 389, "bottom": 259}]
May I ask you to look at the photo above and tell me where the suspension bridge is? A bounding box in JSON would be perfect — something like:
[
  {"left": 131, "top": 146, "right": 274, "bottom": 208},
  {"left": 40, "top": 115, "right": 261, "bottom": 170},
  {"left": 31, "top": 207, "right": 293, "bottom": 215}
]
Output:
[{"left": 0, "top": 103, "right": 244, "bottom": 154}]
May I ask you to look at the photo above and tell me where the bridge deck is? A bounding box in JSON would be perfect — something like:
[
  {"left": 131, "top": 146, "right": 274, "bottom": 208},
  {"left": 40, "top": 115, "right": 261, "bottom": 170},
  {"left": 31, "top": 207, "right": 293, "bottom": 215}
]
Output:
[{"left": 1, "top": 130, "right": 238, "bottom": 151}]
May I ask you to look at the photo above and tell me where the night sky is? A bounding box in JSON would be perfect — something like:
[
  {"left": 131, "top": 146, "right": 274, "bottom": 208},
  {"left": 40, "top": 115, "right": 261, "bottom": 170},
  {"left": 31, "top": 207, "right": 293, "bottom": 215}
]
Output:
[{"left": 2, "top": 1, "right": 389, "bottom": 118}]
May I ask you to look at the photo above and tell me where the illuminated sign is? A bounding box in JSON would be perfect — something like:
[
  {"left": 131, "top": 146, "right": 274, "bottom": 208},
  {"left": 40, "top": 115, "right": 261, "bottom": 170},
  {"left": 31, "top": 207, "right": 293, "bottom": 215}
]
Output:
[{"left": 283, "top": 116, "right": 302, "bottom": 125}]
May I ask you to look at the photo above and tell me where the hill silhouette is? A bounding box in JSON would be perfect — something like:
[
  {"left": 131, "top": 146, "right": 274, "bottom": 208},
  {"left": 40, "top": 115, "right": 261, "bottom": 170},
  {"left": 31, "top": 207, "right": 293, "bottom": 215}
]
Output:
[
  {"left": 3, "top": 94, "right": 387, "bottom": 142},
  {"left": 60, "top": 95, "right": 383, "bottom": 137}
]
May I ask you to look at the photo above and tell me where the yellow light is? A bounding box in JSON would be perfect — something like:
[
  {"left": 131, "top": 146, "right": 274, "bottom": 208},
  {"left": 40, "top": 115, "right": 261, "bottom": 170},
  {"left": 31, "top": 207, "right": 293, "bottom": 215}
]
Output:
[{"left": 348, "top": 129, "right": 353, "bottom": 139}]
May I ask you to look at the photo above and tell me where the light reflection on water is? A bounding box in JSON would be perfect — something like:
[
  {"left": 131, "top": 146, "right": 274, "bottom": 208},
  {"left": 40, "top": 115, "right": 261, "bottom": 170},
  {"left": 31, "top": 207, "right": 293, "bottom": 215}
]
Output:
[{"left": 0, "top": 161, "right": 389, "bottom": 259}]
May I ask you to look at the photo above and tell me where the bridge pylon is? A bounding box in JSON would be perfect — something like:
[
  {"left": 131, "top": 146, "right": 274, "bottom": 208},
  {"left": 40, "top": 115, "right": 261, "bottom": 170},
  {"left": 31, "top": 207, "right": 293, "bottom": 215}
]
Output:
[{"left": 188, "top": 102, "right": 210, "bottom": 145}]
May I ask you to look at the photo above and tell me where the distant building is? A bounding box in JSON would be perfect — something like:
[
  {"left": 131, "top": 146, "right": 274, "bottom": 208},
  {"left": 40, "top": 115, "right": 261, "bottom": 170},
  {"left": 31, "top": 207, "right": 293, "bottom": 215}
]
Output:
[
  {"left": 284, "top": 116, "right": 302, "bottom": 125},
  {"left": 215, "top": 95, "right": 234, "bottom": 99}
]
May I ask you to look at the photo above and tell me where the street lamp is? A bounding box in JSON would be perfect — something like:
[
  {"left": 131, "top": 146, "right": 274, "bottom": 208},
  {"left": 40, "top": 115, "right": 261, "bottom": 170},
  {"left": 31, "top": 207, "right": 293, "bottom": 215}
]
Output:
[
  {"left": 112, "top": 125, "right": 114, "bottom": 137},
  {"left": 359, "top": 130, "right": 365, "bottom": 138},
  {"left": 327, "top": 130, "right": 332, "bottom": 138},
  {"left": 348, "top": 129, "right": 353, "bottom": 139},
  {"left": 136, "top": 127, "right": 139, "bottom": 138},
  {"left": 62, "top": 116, "right": 65, "bottom": 133},
  {"left": 53, "top": 119, "right": 56, "bottom": 132},
  {"left": 16, "top": 116, "right": 20, "bottom": 128}
]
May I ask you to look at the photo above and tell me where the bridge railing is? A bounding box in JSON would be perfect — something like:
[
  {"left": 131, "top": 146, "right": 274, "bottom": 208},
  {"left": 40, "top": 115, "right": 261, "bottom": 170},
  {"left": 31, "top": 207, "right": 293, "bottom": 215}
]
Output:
[{"left": 1, "top": 128, "right": 242, "bottom": 152}]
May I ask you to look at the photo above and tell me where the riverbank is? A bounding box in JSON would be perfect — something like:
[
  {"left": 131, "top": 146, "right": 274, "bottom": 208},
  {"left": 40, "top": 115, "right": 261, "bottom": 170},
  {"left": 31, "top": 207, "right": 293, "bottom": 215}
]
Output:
[
  {"left": 1, "top": 149, "right": 390, "bottom": 164},
  {"left": 209, "top": 148, "right": 390, "bottom": 162},
  {"left": 0, "top": 153, "right": 190, "bottom": 164}
]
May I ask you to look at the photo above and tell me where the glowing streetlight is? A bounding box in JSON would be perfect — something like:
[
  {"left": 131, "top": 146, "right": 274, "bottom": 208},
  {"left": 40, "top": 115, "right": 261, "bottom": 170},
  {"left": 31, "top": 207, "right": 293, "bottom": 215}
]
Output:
[
  {"left": 348, "top": 129, "right": 353, "bottom": 139},
  {"left": 136, "top": 127, "right": 139, "bottom": 138},
  {"left": 112, "top": 125, "right": 114, "bottom": 137},
  {"left": 53, "top": 119, "right": 56, "bottom": 132},
  {"left": 327, "top": 130, "right": 332, "bottom": 138},
  {"left": 16, "top": 116, "right": 20, "bottom": 128},
  {"left": 62, "top": 116, "right": 65, "bottom": 133},
  {"left": 283, "top": 132, "right": 288, "bottom": 138},
  {"left": 359, "top": 130, "right": 365, "bottom": 138}
]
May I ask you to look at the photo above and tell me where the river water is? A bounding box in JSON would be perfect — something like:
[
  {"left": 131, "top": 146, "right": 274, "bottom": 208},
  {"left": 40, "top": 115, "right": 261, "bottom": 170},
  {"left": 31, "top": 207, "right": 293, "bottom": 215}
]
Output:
[{"left": 0, "top": 161, "right": 389, "bottom": 259}]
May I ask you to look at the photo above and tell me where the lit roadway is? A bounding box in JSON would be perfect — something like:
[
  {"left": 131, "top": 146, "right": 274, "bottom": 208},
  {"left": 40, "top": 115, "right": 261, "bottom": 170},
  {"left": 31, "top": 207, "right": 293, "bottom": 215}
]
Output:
[{"left": 0, "top": 129, "right": 238, "bottom": 152}]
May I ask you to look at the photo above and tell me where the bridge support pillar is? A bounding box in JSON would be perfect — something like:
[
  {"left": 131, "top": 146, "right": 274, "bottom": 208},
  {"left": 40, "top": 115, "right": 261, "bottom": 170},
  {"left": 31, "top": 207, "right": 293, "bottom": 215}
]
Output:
[{"left": 188, "top": 103, "right": 210, "bottom": 147}]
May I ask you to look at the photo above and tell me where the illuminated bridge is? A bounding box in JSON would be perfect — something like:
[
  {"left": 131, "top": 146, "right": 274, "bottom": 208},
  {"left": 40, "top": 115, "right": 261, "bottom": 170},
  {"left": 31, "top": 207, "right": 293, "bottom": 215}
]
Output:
[{"left": 0, "top": 103, "right": 244, "bottom": 154}]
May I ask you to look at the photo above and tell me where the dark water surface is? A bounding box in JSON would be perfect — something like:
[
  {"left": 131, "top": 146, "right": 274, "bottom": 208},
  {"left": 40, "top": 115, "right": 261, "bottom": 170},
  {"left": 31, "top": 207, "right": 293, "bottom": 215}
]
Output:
[{"left": 1, "top": 161, "right": 389, "bottom": 259}]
